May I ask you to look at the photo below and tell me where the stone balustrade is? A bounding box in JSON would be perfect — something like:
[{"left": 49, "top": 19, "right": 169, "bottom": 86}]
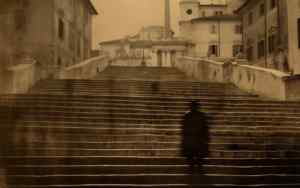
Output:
[
  {"left": 0, "top": 60, "right": 36, "bottom": 94},
  {"left": 176, "top": 56, "right": 300, "bottom": 100},
  {"left": 59, "top": 55, "right": 109, "bottom": 79},
  {"left": 175, "top": 56, "right": 231, "bottom": 83}
]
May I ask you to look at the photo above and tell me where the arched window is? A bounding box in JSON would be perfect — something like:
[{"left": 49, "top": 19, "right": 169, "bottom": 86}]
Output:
[
  {"left": 57, "top": 57, "right": 62, "bottom": 67},
  {"left": 58, "top": 18, "right": 65, "bottom": 40},
  {"left": 210, "top": 25, "right": 217, "bottom": 34}
]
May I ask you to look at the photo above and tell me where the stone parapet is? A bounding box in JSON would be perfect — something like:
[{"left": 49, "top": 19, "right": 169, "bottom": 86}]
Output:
[
  {"left": 175, "top": 56, "right": 232, "bottom": 83},
  {"left": 0, "top": 60, "right": 36, "bottom": 94},
  {"left": 58, "top": 55, "right": 109, "bottom": 79},
  {"left": 176, "top": 56, "right": 300, "bottom": 100}
]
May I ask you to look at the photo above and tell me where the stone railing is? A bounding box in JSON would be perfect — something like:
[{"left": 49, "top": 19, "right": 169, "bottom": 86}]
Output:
[
  {"left": 0, "top": 60, "right": 36, "bottom": 94},
  {"left": 231, "top": 63, "right": 289, "bottom": 100},
  {"left": 284, "top": 75, "right": 300, "bottom": 101},
  {"left": 176, "top": 56, "right": 299, "bottom": 100},
  {"left": 175, "top": 56, "right": 231, "bottom": 83},
  {"left": 59, "top": 55, "right": 109, "bottom": 79},
  {"left": 110, "top": 57, "right": 157, "bottom": 67}
]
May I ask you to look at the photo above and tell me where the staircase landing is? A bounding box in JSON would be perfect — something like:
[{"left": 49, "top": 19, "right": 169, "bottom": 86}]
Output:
[{"left": 93, "top": 66, "right": 191, "bottom": 81}]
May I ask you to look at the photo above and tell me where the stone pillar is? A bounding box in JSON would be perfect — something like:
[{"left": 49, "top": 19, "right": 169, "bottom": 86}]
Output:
[
  {"left": 163, "top": 51, "right": 167, "bottom": 67},
  {"left": 166, "top": 51, "right": 171, "bottom": 67},
  {"left": 157, "top": 51, "right": 162, "bottom": 67},
  {"left": 164, "top": 0, "right": 172, "bottom": 39}
]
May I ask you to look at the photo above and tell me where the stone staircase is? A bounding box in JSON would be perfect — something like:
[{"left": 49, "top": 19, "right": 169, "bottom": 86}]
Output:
[{"left": 1, "top": 66, "right": 300, "bottom": 187}]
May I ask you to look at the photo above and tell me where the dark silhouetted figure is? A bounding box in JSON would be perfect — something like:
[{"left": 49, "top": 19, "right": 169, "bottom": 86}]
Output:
[{"left": 181, "top": 101, "right": 209, "bottom": 173}]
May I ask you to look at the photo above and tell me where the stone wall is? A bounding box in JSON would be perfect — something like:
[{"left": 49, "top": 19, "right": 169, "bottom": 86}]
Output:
[
  {"left": 59, "top": 55, "right": 109, "bottom": 79},
  {"left": 111, "top": 58, "right": 156, "bottom": 67},
  {"left": 285, "top": 76, "right": 300, "bottom": 101},
  {"left": 0, "top": 61, "right": 36, "bottom": 94},
  {"left": 176, "top": 56, "right": 300, "bottom": 100},
  {"left": 231, "top": 64, "right": 288, "bottom": 100},
  {"left": 175, "top": 57, "right": 231, "bottom": 83}
]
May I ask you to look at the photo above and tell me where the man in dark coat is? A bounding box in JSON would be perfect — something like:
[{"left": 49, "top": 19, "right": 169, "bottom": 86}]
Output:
[{"left": 181, "top": 101, "right": 209, "bottom": 172}]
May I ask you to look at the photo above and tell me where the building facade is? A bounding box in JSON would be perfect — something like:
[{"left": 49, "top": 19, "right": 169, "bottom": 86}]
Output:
[
  {"left": 138, "top": 26, "right": 165, "bottom": 41},
  {"left": 99, "top": 26, "right": 191, "bottom": 67},
  {"left": 236, "top": 0, "right": 300, "bottom": 74},
  {"left": 0, "top": 0, "right": 97, "bottom": 78},
  {"left": 179, "top": 0, "right": 243, "bottom": 58}
]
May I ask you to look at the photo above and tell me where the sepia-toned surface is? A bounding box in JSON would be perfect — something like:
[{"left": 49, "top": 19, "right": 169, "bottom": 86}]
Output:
[{"left": 2, "top": 0, "right": 300, "bottom": 187}]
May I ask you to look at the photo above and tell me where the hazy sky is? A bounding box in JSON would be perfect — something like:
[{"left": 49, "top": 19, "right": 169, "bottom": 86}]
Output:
[
  {"left": 90, "top": 0, "right": 241, "bottom": 48},
  {"left": 91, "top": 0, "right": 181, "bottom": 47}
]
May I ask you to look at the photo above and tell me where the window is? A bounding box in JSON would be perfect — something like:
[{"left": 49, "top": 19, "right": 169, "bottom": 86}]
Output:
[
  {"left": 233, "top": 45, "right": 243, "bottom": 57},
  {"left": 268, "top": 35, "right": 276, "bottom": 53},
  {"left": 58, "top": 18, "right": 65, "bottom": 40},
  {"left": 257, "top": 40, "right": 265, "bottom": 58},
  {"left": 209, "top": 45, "right": 218, "bottom": 56},
  {"left": 235, "top": 25, "right": 242, "bottom": 34},
  {"left": 259, "top": 3, "right": 265, "bottom": 17},
  {"left": 186, "top": 9, "right": 193, "bottom": 15},
  {"left": 77, "top": 37, "right": 82, "bottom": 58},
  {"left": 69, "top": 31, "right": 75, "bottom": 50},
  {"left": 248, "top": 12, "right": 253, "bottom": 25},
  {"left": 57, "top": 57, "right": 62, "bottom": 67},
  {"left": 247, "top": 46, "right": 253, "bottom": 61},
  {"left": 211, "top": 25, "right": 217, "bottom": 34},
  {"left": 214, "top": 11, "right": 223, "bottom": 16},
  {"left": 15, "top": 10, "right": 26, "bottom": 31},
  {"left": 270, "top": 0, "right": 276, "bottom": 9},
  {"left": 298, "top": 18, "right": 300, "bottom": 48}
]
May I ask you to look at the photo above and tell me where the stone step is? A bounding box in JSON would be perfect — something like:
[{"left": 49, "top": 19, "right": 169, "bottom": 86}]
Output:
[
  {"left": 11, "top": 126, "right": 300, "bottom": 137},
  {"left": 7, "top": 174, "right": 300, "bottom": 186},
  {"left": 4, "top": 157, "right": 300, "bottom": 166},
  {"left": 7, "top": 183, "right": 300, "bottom": 188},
  {"left": 11, "top": 141, "right": 300, "bottom": 151},
  {"left": 31, "top": 91, "right": 253, "bottom": 99},
  {"left": 6, "top": 164, "right": 300, "bottom": 175},
  {"left": 9, "top": 119, "right": 300, "bottom": 128},
  {"left": 13, "top": 133, "right": 299, "bottom": 144},
  {"left": 35, "top": 79, "right": 238, "bottom": 87},
  {"left": 6, "top": 100, "right": 300, "bottom": 112},
  {"left": 9, "top": 113, "right": 300, "bottom": 124},
  {"left": 6, "top": 148, "right": 300, "bottom": 158},
  {"left": 3, "top": 103, "right": 300, "bottom": 113},
  {"left": 11, "top": 121, "right": 300, "bottom": 128},
  {"left": 3, "top": 98, "right": 299, "bottom": 112},
  {"left": 1, "top": 95, "right": 265, "bottom": 105},
  {"left": 32, "top": 89, "right": 249, "bottom": 97},
  {"left": 13, "top": 125, "right": 300, "bottom": 135},
  {"left": 5, "top": 106, "right": 300, "bottom": 117},
  {"left": 33, "top": 84, "right": 244, "bottom": 91}
]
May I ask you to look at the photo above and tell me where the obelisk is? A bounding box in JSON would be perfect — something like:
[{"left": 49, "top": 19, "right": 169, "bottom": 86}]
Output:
[{"left": 164, "top": 0, "right": 172, "bottom": 39}]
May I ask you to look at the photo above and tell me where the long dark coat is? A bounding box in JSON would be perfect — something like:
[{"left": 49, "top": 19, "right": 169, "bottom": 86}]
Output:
[{"left": 181, "top": 111, "right": 209, "bottom": 158}]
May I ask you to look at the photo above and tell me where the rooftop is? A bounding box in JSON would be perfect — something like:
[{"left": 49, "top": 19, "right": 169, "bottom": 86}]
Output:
[
  {"left": 179, "top": 14, "right": 240, "bottom": 25},
  {"left": 87, "top": 0, "right": 98, "bottom": 15},
  {"left": 180, "top": 0, "right": 227, "bottom": 6},
  {"left": 234, "top": 0, "right": 252, "bottom": 14}
]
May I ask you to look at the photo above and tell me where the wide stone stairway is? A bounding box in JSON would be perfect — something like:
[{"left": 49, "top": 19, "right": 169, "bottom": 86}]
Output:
[{"left": 1, "top": 66, "right": 300, "bottom": 187}]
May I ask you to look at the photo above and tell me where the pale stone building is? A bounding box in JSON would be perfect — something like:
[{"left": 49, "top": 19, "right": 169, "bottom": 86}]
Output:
[
  {"left": 179, "top": 0, "right": 243, "bottom": 58},
  {"left": 235, "top": 0, "right": 300, "bottom": 74},
  {"left": 99, "top": 26, "right": 191, "bottom": 67},
  {"left": 0, "top": 0, "right": 97, "bottom": 78},
  {"left": 100, "top": 0, "right": 193, "bottom": 68},
  {"left": 138, "top": 26, "right": 166, "bottom": 41}
]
